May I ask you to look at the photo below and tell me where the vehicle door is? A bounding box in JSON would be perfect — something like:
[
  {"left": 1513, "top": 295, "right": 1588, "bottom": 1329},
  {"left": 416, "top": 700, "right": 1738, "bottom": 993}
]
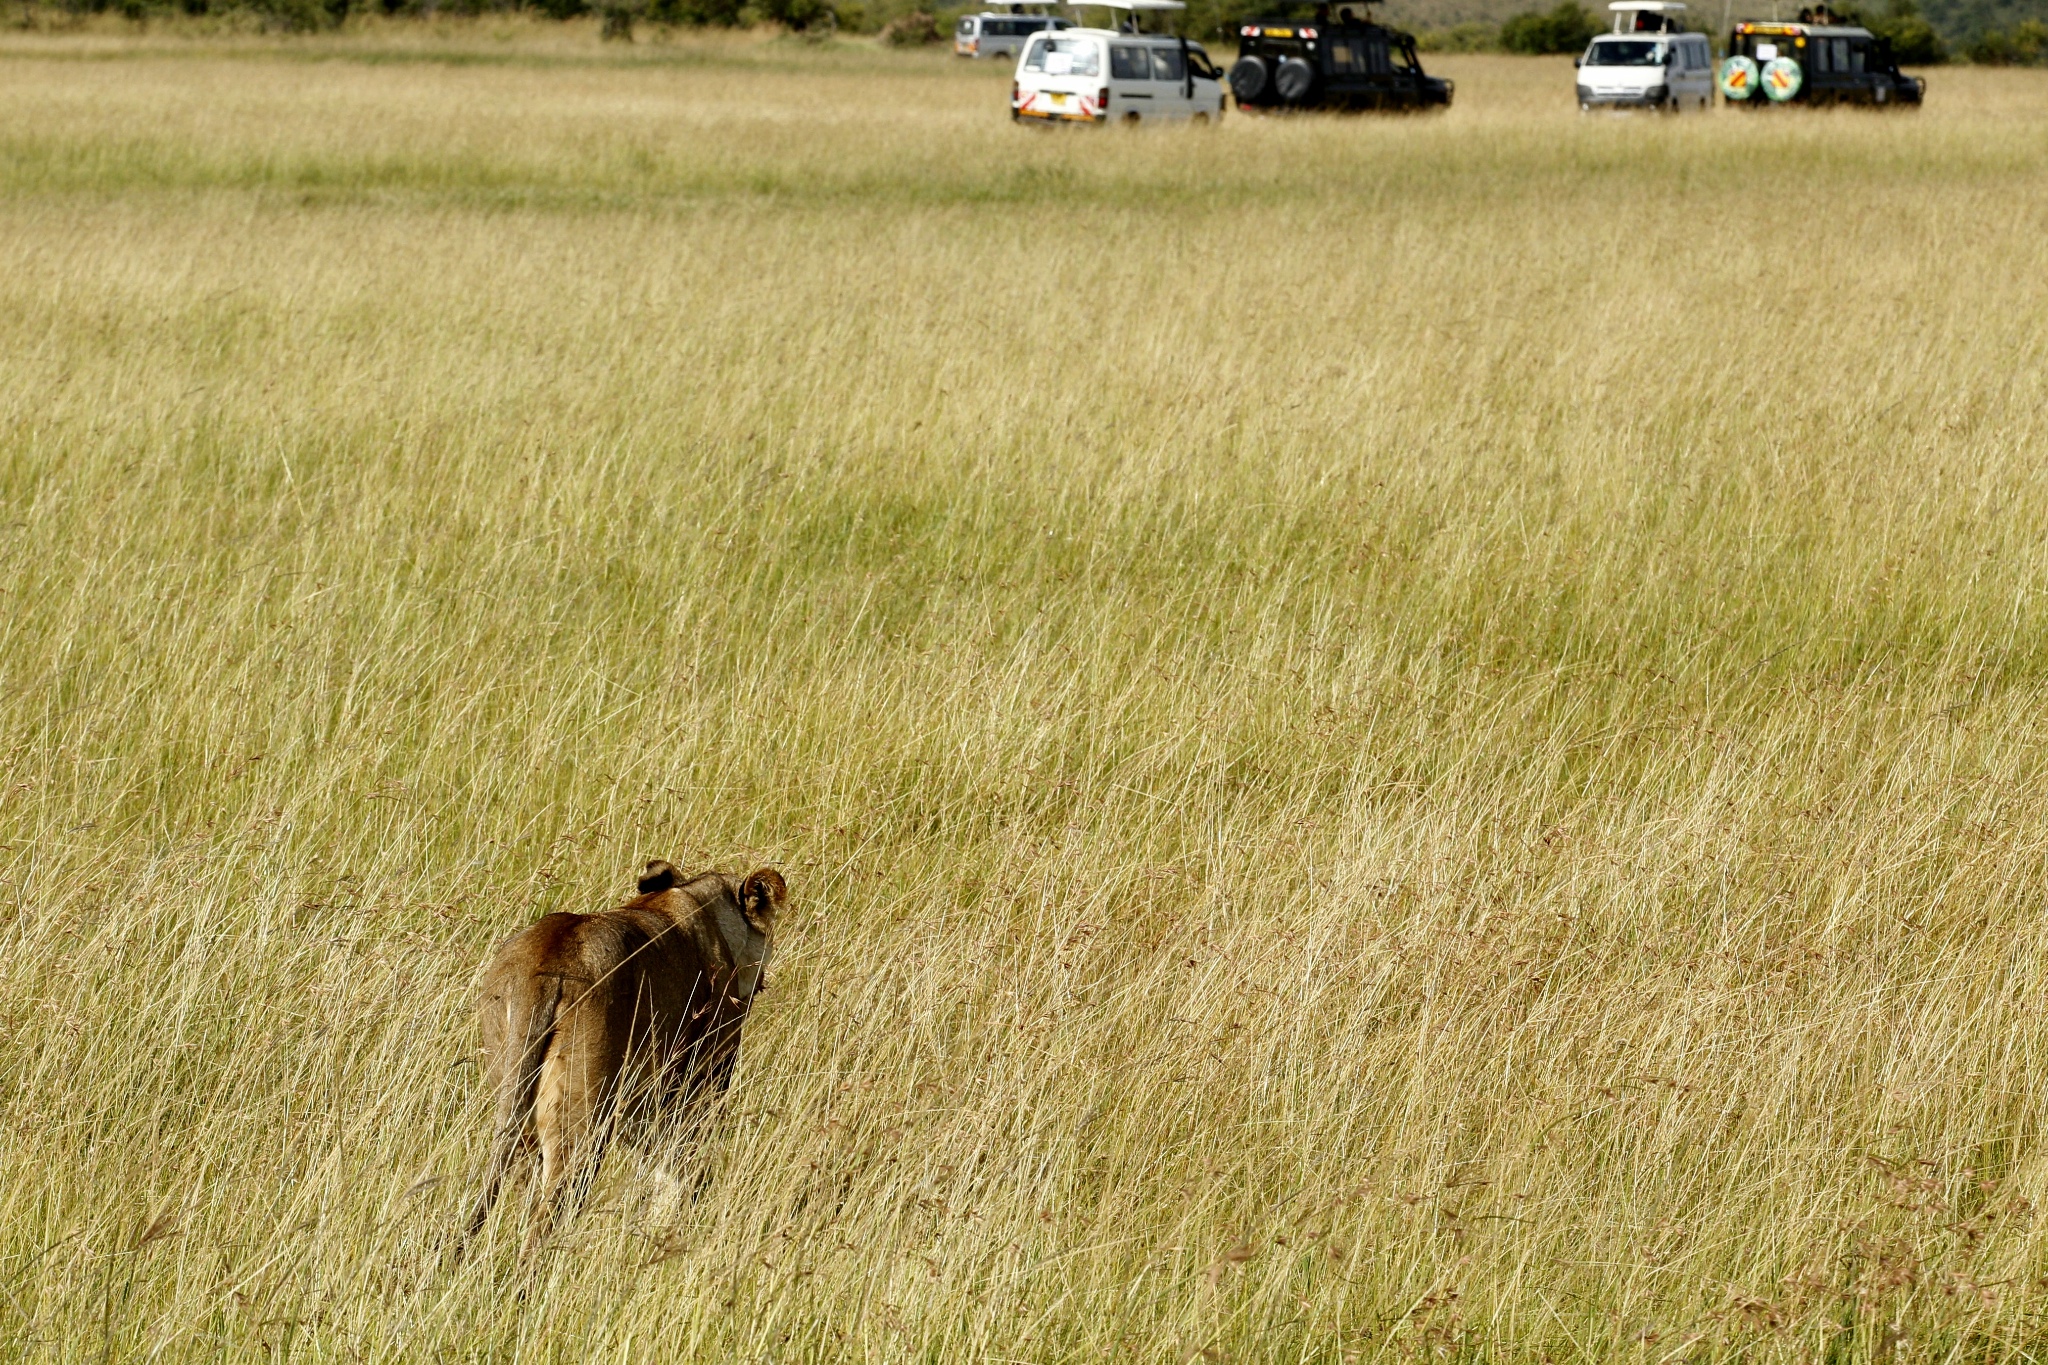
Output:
[
  {"left": 1851, "top": 34, "right": 1875, "bottom": 100},
  {"left": 1324, "top": 31, "right": 1364, "bottom": 103},
  {"left": 1148, "top": 43, "right": 1193, "bottom": 117},
  {"left": 1667, "top": 37, "right": 1693, "bottom": 101},
  {"left": 1184, "top": 41, "right": 1226, "bottom": 116},
  {"left": 1843, "top": 34, "right": 1876, "bottom": 100},
  {"left": 1388, "top": 37, "right": 1426, "bottom": 106},
  {"left": 1358, "top": 34, "right": 1393, "bottom": 108},
  {"left": 1804, "top": 33, "right": 1828, "bottom": 98},
  {"left": 1681, "top": 36, "right": 1712, "bottom": 101},
  {"left": 1109, "top": 42, "right": 1157, "bottom": 118}
]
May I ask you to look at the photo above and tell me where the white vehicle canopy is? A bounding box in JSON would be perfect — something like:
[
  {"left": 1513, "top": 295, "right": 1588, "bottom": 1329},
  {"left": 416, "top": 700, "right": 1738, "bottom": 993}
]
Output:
[
  {"left": 1608, "top": 0, "right": 1687, "bottom": 31},
  {"left": 1063, "top": 0, "right": 1185, "bottom": 33}
]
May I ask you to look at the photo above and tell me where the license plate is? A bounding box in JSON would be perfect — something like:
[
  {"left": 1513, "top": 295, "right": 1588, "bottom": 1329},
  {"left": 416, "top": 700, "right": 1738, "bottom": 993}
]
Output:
[{"left": 1049, "top": 92, "right": 1070, "bottom": 108}]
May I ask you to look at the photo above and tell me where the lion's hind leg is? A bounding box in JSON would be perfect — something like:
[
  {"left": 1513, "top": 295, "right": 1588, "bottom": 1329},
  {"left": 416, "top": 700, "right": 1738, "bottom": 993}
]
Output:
[{"left": 528, "top": 997, "right": 632, "bottom": 1250}]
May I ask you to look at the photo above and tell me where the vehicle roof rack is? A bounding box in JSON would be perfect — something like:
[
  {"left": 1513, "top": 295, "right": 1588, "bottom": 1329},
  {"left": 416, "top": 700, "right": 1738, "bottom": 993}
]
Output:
[
  {"left": 1608, "top": 0, "right": 1686, "bottom": 30},
  {"left": 1062, "top": 0, "right": 1184, "bottom": 32}
]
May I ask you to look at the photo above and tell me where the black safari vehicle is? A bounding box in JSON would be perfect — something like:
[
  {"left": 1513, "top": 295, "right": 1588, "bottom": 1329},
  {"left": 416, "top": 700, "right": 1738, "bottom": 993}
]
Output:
[
  {"left": 1228, "top": 1, "right": 1453, "bottom": 111},
  {"left": 1723, "top": 11, "right": 1925, "bottom": 106}
]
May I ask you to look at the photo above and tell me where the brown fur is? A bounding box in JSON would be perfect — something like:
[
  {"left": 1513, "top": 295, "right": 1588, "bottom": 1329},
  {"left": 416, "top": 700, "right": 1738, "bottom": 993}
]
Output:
[{"left": 464, "top": 859, "right": 786, "bottom": 1246}]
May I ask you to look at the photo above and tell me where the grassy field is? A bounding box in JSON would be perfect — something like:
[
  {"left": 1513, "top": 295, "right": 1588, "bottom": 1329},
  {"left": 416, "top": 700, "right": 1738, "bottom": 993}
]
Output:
[{"left": 3, "top": 27, "right": 2048, "bottom": 1362}]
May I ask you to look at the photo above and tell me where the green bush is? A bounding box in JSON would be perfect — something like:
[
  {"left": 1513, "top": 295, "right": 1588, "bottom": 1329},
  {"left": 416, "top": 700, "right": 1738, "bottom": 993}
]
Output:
[
  {"left": 1499, "top": 0, "right": 1596, "bottom": 53},
  {"left": 750, "top": 0, "right": 832, "bottom": 28},
  {"left": 1835, "top": 0, "right": 1947, "bottom": 62},
  {"left": 647, "top": 0, "right": 743, "bottom": 23},
  {"left": 1967, "top": 17, "right": 2046, "bottom": 61},
  {"left": 1870, "top": 0, "right": 1946, "bottom": 61},
  {"left": 1415, "top": 21, "right": 1498, "bottom": 51}
]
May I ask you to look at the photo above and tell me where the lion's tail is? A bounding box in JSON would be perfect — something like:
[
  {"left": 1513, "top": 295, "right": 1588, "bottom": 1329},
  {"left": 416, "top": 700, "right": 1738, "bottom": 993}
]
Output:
[{"left": 461, "top": 974, "right": 567, "bottom": 1246}]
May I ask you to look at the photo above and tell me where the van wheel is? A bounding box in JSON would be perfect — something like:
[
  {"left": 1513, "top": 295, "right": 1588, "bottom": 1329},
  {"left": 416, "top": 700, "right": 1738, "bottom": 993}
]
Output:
[
  {"left": 1122, "top": 111, "right": 1141, "bottom": 124},
  {"left": 1191, "top": 111, "right": 1210, "bottom": 125}
]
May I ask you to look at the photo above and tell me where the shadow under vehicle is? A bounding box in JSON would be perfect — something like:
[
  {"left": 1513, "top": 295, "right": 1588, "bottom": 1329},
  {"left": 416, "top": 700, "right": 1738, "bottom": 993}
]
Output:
[
  {"left": 1718, "top": 6, "right": 1925, "bottom": 106},
  {"left": 1227, "top": 1, "right": 1453, "bottom": 112}
]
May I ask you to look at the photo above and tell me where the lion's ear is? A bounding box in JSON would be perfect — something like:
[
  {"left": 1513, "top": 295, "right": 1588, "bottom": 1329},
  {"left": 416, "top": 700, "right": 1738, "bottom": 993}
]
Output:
[
  {"left": 739, "top": 867, "right": 786, "bottom": 932},
  {"left": 638, "top": 860, "right": 681, "bottom": 895}
]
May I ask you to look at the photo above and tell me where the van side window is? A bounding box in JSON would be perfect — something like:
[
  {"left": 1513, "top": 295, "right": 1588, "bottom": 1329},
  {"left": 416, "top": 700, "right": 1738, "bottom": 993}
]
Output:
[
  {"left": 1328, "top": 37, "right": 1360, "bottom": 71},
  {"left": 1150, "top": 47, "right": 1185, "bottom": 80},
  {"left": 1110, "top": 44, "right": 1148, "bottom": 79},
  {"left": 1849, "top": 39, "right": 1866, "bottom": 70}
]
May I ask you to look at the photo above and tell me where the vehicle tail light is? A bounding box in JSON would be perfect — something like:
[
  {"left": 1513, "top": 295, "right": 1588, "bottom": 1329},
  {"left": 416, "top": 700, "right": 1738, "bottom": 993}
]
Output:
[
  {"left": 1099, "top": 86, "right": 1110, "bottom": 111},
  {"left": 1012, "top": 80, "right": 1020, "bottom": 105}
]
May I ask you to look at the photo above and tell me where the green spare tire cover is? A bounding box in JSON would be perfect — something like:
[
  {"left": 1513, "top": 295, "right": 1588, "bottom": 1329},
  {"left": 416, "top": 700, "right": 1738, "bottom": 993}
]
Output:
[
  {"left": 1718, "top": 54, "right": 1758, "bottom": 100},
  {"left": 1762, "top": 54, "right": 1803, "bottom": 101}
]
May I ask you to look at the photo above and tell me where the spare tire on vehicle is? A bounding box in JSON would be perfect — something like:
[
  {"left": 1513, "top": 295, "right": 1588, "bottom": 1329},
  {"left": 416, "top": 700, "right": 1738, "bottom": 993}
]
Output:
[
  {"left": 1275, "top": 55, "right": 1316, "bottom": 102},
  {"left": 1228, "top": 55, "right": 1270, "bottom": 101}
]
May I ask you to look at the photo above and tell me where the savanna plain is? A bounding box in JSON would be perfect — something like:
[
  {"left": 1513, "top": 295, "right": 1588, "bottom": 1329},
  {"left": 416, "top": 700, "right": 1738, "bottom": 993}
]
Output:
[{"left": 3, "top": 26, "right": 2048, "bottom": 1361}]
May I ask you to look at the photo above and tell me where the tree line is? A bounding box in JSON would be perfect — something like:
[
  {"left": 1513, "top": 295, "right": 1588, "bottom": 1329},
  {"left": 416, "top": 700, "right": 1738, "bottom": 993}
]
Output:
[{"left": 18, "top": 0, "right": 2044, "bottom": 56}]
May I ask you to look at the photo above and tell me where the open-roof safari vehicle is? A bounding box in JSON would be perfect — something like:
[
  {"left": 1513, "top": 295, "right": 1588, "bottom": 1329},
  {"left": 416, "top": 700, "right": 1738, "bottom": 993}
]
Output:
[
  {"left": 1010, "top": 0, "right": 1228, "bottom": 124},
  {"left": 1719, "top": 4, "right": 1925, "bottom": 105},
  {"left": 1227, "top": 0, "right": 1453, "bottom": 112},
  {"left": 956, "top": 2, "right": 1074, "bottom": 60},
  {"left": 1573, "top": 3, "right": 1714, "bottom": 111}
]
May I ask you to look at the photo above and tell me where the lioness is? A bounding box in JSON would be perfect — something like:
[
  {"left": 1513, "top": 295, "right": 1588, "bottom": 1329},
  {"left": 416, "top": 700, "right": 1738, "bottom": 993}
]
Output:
[{"left": 465, "top": 859, "right": 785, "bottom": 1245}]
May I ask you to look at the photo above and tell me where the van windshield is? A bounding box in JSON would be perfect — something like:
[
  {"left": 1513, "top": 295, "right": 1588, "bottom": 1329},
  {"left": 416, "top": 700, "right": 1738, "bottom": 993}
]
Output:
[
  {"left": 1024, "top": 36, "right": 1101, "bottom": 74},
  {"left": 1585, "top": 39, "right": 1663, "bottom": 63}
]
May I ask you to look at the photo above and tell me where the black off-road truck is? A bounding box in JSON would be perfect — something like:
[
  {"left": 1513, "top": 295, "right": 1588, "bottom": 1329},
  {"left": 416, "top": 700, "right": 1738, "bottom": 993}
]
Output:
[
  {"left": 1722, "top": 15, "right": 1925, "bottom": 106},
  {"left": 1227, "top": 2, "right": 1453, "bottom": 111}
]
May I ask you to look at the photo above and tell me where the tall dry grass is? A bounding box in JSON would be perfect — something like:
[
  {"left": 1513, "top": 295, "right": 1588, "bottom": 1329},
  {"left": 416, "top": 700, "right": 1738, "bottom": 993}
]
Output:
[{"left": 2, "top": 30, "right": 2048, "bottom": 1361}]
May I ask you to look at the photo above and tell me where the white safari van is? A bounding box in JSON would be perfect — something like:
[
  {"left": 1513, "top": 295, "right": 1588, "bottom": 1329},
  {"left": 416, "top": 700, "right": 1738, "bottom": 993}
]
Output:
[
  {"left": 1012, "top": 0, "right": 1228, "bottom": 124},
  {"left": 1574, "top": 2, "right": 1715, "bottom": 110},
  {"left": 956, "top": 9, "right": 1073, "bottom": 60}
]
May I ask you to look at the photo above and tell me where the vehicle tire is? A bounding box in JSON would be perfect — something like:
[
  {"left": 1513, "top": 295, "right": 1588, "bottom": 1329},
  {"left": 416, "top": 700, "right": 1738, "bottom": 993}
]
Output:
[
  {"left": 1228, "top": 55, "right": 1269, "bottom": 102},
  {"left": 1123, "top": 110, "right": 1142, "bottom": 124},
  {"left": 1191, "top": 110, "right": 1210, "bottom": 125},
  {"left": 1275, "top": 56, "right": 1315, "bottom": 103}
]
